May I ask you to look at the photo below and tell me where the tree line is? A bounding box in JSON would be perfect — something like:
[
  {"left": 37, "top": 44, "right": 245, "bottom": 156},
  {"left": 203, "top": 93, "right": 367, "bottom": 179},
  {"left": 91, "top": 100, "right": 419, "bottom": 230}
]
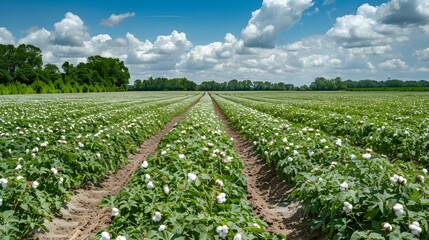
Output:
[
  {"left": 309, "top": 77, "right": 429, "bottom": 91},
  {"left": 0, "top": 44, "right": 130, "bottom": 94},
  {"left": 129, "top": 78, "right": 299, "bottom": 91}
]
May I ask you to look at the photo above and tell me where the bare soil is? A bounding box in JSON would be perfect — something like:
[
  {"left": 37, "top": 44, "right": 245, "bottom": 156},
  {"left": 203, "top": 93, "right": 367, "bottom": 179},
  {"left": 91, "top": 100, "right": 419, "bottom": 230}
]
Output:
[
  {"left": 211, "top": 97, "right": 324, "bottom": 240},
  {"left": 31, "top": 106, "right": 195, "bottom": 240}
]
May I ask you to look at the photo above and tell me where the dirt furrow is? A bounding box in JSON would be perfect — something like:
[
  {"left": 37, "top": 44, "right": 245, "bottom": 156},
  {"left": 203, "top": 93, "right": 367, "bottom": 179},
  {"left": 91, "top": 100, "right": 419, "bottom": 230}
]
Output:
[
  {"left": 211, "top": 97, "right": 324, "bottom": 240},
  {"left": 32, "top": 103, "right": 197, "bottom": 240}
]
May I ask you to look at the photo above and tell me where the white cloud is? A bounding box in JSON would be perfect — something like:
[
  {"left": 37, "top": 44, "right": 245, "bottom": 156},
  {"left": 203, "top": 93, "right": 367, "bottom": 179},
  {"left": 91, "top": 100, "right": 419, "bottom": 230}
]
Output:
[
  {"left": 51, "top": 12, "right": 90, "bottom": 46},
  {"left": 378, "top": 58, "right": 407, "bottom": 70},
  {"left": 19, "top": 28, "right": 51, "bottom": 47},
  {"left": 413, "top": 48, "right": 429, "bottom": 61},
  {"left": 323, "top": 0, "right": 335, "bottom": 5},
  {"left": 126, "top": 31, "right": 192, "bottom": 69},
  {"left": 327, "top": 1, "right": 429, "bottom": 49},
  {"left": 0, "top": 27, "right": 15, "bottom": 44},
  {"left": 177, "top": 33, "right": 248, "bottom": 70},
  {"left": 101, "top": 12, "right": 135, "bottom": 27},
  {"left": 377, "top": 0, "right": 429, "bottom": 26},
  {"left": 241, "top": 0, "right": 313, "bottom": 48}
]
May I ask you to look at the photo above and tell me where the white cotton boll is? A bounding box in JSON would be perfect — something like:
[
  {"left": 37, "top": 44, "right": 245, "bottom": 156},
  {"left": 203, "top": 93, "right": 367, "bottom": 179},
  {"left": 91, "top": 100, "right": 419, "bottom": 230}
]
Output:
[
  {"left": 112, "top": 207, "right": 120, "bottom": 217},
  {"left": 8, "top": 149, "right": 12, "bottom": 154},
  {"left": 158, "top": 224, "right": 167, "bottom": 231},
  {"left": 187, "top": 173, "right": 197, "bottom": 183},
  {"left": 32, "top": 181, "right": 39, "bottom": 189},
  {"left": 15, "top": 164, "right": 22, "bottom": 171},
  {"left": 393, "top": 203, "right": 404, "bottom": 216},
  {"left": 216, "top": 225, "right": 229, "bottom": 238},
  {"left": 152, "top": 211, "right": 162, "bottom": 222},
  {"left": 96, "top": 153, "right": 101, "bottom": 159},
  {"left": 390, "top": 174, "right": 399, "bottom": 184},
  {"left": 343, "top": 202, "right": 353, "bottom": 213},
  {"left": 336, "top": 139, "right": 342, "bottom": 146},
  {"left": 59, "top": 177, "right": 64, "bottom": 185},
  {"left": 78, "top": 142, "right": 84, "bottom": 148},
  {"left": 287, "top": 157, "right": 293, "bottom": 162},
  {"left": 382, "top": 222, "right": 393, "bottom": 232},
  {"left": 409, "top": 222, "right": 422, "bottom": 235},
  {"left": 145, "top": 174, "right": 151, "bottom": 183},
  {"left": 320, "top": 139, "right": 327, "bottom": 144},
  {"left": 141, "top": 161, "right": 148, "bottom": 169},
  {"left": 293, "top": 150, "right": 299, "bottom": 156},
  {"left": 147, "top": 181, "right": 154, "bottom": 189},
  {"left": 32, "top": 147, "right": 39, "bottom": 153},
  {"left": 161, "top": 150, "right": 167, "bottom": 156},
  {"left": 233, "top": 233, "right": 242, "bottom": 240},
  {"left": 16, "top": 176, "right": 24, "bottom": 180},
  {"left": 100, "top": 232, "right": 110, "bottom": 240},
  {"left": 362, "top": 153, "right": 371, "bottom": 160},
  {"left": 397, "top": 176, "right": 407, "bottom": 185},
  {"left": 215, "top": 179, "right": 224, "bottom": 187},
  {"left": 0, "top": 198, "right": 2, "bottom": 206},
  {"left": 18, "top": 157, "right": 23, "bottom": 162},
  {"left": 50, "top": 167, "right": 58, "bottom": 175},
  {"left": 350, "top": 154, "right": 357, "bottom": 160},
  {"left": 116, "top": 236, "right": 126, "bottom": 240},
  {"left": 423, "top": 169, "right": 428, "bottom": 174},
  {"left": 282, "top": 137, "right": 288, "bottom": 143},
  {"left": 163, "top": 186, "right": 170, "bottom": 194},
  {"left": 340, "top": 182, "right": 348, "bottom": 191},
  {"left": 178, "top": 154, "right": 185, "bottom": 159},
  {"left": 216, "top": 193, "right": 227, "bottom": 204}
]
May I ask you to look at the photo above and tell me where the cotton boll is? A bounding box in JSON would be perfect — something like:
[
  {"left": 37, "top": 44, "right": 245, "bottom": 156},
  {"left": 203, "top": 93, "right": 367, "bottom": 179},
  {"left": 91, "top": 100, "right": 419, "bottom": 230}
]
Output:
[
  {"left": 216, "top": 225, "right": 229, "bottom": 238},
  {"left": 216, "top": 193, "right": 227, "bottom": 204},
  {"left": 362, "top": 153, "right": 371, "bottom": 160},
  {"left": 112, "top": 207, "right": 120, "bottom": 217},
  {"left": 116, "top": 236, "right": 126, "bottom": 240},
  {"left": 215, "top": 179, "right": 224, "bottom": 187},
  {"left": 100, "top": 232, "right": 110, "bottom": 240},
  {"left": 152, "top": 211, "right": 162, "bottom": 222},
  {"left": 158, "top": 224, "right": 167, "bottom": 231},
  {"left": 145, "top": 174, "right": 151, "bottom": 183},
  {"left": 50, "top": 167, "right": 58, "bottom": 175},
  {"left": 233, "top": 233, "right": 242, "bottom": 240},
  {"left": 163, "top": 186, "right": 170, "bottom": 194},
  {"left": 339, "top": 182, "right": 348, "bottom": 191},
  {"left": 141, "top": 161, "right": 148, "bottom": 168},
  {"left": 343, "top": 202, "right": 353, "bottom": 213},
  {"left": 147, "top": 181, "right": 154, "bottom": 189},
  {"left": 381, "top": 222, "right": 392, "bottom": 232},
  {"left": 32, "top": 181, "right": 39, "bottom": 189},
  {"left": 187, "top": 173, "right": 197, "bottom": 182},
  {"left": 409, "top": 222, "right": 422, "bottom": 235}
]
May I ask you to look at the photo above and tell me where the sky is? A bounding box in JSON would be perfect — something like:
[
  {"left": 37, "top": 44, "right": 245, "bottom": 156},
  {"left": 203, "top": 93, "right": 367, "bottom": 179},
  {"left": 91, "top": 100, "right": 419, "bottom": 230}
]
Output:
[{"left": 0, "top": 0, "right": 428, "bottom": 85}]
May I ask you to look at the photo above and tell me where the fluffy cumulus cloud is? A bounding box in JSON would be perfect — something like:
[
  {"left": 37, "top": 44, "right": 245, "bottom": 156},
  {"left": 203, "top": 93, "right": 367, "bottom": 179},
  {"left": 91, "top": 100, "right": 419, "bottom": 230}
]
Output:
[
  {"left": 378, "top": 58, "right": 408, "bottom": 70},
  {"left": 127, "top": 30, "right": 192, "bottom": 69},
  {"left": 101, "top": 12, "right": 135, "bottom": 27},
  {"left": 241, "top": 0, "right": 313, "bottom": 48},
  {"left": 377, "top": 0, "right": 429, "bottom": 26},
  {"left": 51, "top": 12, "right": 90, "bottom": 46},
  {"left": 413, "top": 48, "right": 429, "bottom": 61},
  {"left": 327, "top": 1, "right": 428, "bottom": 48},
  {"left": 0, "top": 27, "right": 15, "bottom": 44}
]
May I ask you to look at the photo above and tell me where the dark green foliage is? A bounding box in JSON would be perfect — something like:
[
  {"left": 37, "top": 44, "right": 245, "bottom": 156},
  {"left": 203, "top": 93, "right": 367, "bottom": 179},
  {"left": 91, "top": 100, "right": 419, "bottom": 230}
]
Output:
[{"left": 0, "top": 44, "right": 130, "bottom": 95}]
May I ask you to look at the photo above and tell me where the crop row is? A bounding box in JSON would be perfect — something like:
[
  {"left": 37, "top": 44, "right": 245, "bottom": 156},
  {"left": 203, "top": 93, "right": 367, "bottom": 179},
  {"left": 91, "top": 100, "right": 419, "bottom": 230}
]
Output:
[
  {"left": 212, "top": 94, "right": 429, "bottom": 240},
  {"left": 93, "top": 95, "right": 284, "bottom": 240},
  {"left": 217, "top": 93, "right": 429, "bottom": 164},
  {"left": 0, "top": 92, "right": 201, "bottom": 239}
]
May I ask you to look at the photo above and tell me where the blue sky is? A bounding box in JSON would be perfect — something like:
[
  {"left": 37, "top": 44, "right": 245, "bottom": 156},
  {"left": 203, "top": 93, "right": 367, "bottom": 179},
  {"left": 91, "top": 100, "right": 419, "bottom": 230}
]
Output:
[{"left": 1, "top": 0, "right": 428, "bottom": 84}]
